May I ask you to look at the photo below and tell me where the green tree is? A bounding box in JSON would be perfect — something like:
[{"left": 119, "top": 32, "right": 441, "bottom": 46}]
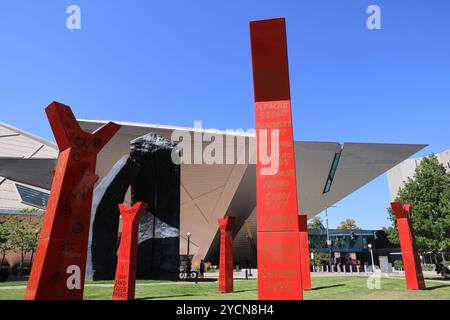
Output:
[
  {"left": 0, "top": 220, "right": 11, "bottom": 267},
  {"left": 336, "top": 219, "right": 362, "bottom": 230},
  {"left": 27, "top": 219, "right": 41, "bottom": 266},
  {"left": 386, "top": 154, "right": 450, "bottom": 252},
  {"left": 308, "top": 216, "right": 325, "bottom": 229}
]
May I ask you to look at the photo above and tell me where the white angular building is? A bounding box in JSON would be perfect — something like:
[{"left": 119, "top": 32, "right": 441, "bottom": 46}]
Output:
[
  {"left": 387, "top": 149, "right": 450, "bottom": 201},
  {"left": 0, "top": 120, "right": 426, "bottom": 266}
]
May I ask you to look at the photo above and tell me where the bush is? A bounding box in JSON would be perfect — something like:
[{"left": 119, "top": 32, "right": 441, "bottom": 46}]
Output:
[
  {"left": 421, "top": 264, "right": 435, "bottom": 271},
  {"left": 393, "top": 260, "right": 403, "bottom": 270},
  {"left": 0, "top": 268, "right": 10, "bottom": 282}
]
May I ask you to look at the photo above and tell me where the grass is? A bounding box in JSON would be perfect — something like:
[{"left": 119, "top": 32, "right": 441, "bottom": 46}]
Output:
[{"left": 0, "top": 276, "right": 449, "bottom": 300}]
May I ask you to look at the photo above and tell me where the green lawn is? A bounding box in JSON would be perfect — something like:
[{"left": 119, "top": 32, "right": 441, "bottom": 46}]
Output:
[{"left": 0, "top": 276, "right": 449, "bottom": 300}]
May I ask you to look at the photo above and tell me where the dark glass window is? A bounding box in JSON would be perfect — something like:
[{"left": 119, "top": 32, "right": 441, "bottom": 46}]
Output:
[
  {"left": 323, "top": 152, "right": 341, "bottom": 194},
  {"left": 15, "top": 184, "right": 49, "bottom": 208}
]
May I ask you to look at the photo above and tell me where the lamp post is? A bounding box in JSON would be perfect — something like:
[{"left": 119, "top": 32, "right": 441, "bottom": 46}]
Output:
[
  {"left": 246, "top": 234, "right": 252, "bottom": 276},
  {"left": 325, "top": 206, "right": 337, "bottom": 267},
  {"left": 368, "top": 243, "right": 375, "bottom": 273},
  {"left": 186, "top": 232, "right": 191, "bottom": 262}
]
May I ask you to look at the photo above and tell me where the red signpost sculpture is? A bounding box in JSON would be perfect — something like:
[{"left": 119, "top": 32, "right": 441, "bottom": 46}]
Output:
[
  {"left": 250, "top": 18, "right": 303, "bottom": 300},
  {"left": 298, "top": 215, "right": 311, "bottom": 290},
  {"left": 390, "top": 201, "right": 426, "bottom": 290},
  {"left": 24, "top": 101, "right": 120, "bottom": 300},
  {"left": 112, "top": 202, "right": 148, "bottom": 300},
  {"left": 218, "top": 216, "right": 236, "bottom": 293}
]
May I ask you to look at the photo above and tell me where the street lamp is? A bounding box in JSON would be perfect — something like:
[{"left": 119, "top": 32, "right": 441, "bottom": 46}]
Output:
[
  {"left": 186, "top": 232, "right": 192, "bottom": 261},
  {"left": 325, "top": 206, "right": 337, "bottom": 267},
  {"left": 368, "top": 243, "right": 375, "bottom": 273}
]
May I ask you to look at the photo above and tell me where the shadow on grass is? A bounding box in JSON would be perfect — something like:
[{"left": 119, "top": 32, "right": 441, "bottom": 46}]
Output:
[
  {"left": 137, "top": 294, "right": 198, "bottom": 300},
  {"left": 312, "top": 284, "right": 345, "bottom": 291},
  {"left": 233, "top": 289, "right": 257, "bottom": 293},
  {"left": 425, "top": 284, "right": 450, "bottom": 291}
]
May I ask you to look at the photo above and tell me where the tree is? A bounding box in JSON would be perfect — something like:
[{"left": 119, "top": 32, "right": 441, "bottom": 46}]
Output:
[
  {"left": 386, "top": 154, "right": 450, "bottom": 252},
  {"left": 336, "top": 219, "right": 362, "bottom": 230},
  {"left": 0, "top": 220, "right": 11, "bottom": 267},
  {"left": 27, "top": 219, "right": 42, "bottom": 266},
  {"left": 6, "top": 214, "right": 42, "bottom": 275},
  {"left": 308, "top": 216, "right": 325, "bottom": 229}
]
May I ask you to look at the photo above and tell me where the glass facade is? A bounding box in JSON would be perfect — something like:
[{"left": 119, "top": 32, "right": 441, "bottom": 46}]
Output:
[{"left": 308, "top": 228, "right": 377, "bottom": 253}]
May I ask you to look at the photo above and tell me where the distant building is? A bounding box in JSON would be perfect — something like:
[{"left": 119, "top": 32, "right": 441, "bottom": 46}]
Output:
[
  {"left": 387, "top": 149, "right": 450, "bottom": 201},
  {"left": 0, "top": 122, "right": 57, "bottom": 267},
  {"left": 308, "top": 228, "right": 400, "bottom": 267}
]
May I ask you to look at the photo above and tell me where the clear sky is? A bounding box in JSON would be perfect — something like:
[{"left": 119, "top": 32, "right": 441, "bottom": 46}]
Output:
[{"left": 0, "top": 1, "right": 448, "bottom": 229}]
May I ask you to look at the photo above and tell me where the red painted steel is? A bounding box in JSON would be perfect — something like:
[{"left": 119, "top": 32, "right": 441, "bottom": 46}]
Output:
[
  {"left": 24, "top": 101, "right": 120, "bottom": 300},
  {"left": 390, "top": 201, "right": 426, "bottom": 290},
  {"left": 112, "top": 202, "right": 148, "bottom": 300},
  {"left": 298, "top": 215, "right": 311, "bottom": 290},
  {"left": 250, "top": 18, "right": 303, "bottom": 300},
  {"left": 218, "top": 216, "right": 236, "bottom": 293}
]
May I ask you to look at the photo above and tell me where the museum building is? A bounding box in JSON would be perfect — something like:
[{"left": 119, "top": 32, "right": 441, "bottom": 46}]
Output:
[{"left": 0, "top": 120, "right": 425, "bottom": 274}]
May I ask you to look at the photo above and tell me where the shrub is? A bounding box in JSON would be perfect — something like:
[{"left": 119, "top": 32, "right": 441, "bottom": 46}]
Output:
[{"left": 393, "top": 260, "right": 403, "bottom": 270}]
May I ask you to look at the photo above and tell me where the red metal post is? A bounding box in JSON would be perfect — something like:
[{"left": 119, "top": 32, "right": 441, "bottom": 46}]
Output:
[
  {"left": 390, "top": 201, "right": 426, "bottom": 290},
  {"left": 112, "top": 202, "right": 148, "bottom": 300},
  {"left": 298, "top": 215, "right": 311, "bottom": 290},
  {"left": 24, "top": 101, "right": 120, "bottom": 300},
  {"left": 218, "top": 216, "right": 236, "bottom": 293},
  {"left": 250, "top": 18, "right": 303, "bottom": 300}
]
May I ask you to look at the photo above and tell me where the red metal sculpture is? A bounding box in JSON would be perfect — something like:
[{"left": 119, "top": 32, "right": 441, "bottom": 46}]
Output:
[
  {"left": 112, "top": 202, "right": 148, "bottom": 300},
  {"left": 218, "top": 216, "right": 236, "bottom": 293},
  {"left": 24, "top": 101, "right": 120, "bottom": 300},
  {"left": 390, "top": 201, "right": 426, "bottom": 290},
  {"left": 250, "top": 18, "right": 303, "bottom": 300},
  {"left": 298, "top": 215, "right": 311, "bottom": 290}
]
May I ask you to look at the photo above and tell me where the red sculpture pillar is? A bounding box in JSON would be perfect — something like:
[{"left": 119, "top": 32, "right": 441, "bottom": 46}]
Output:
[
  {"left": 218, "top": 216, "right": 236, "bottom": 293},
  {"left": 250, "top": 18, "right": 303, "bottom": 300},
  {"left": 298, "top": 215, "right": 311, "bottom": 290},
  {"left": 112, "top": 202, "right": 148, "bottom": 300},
  {"left": 390, "top": 201, "right": 425, "bottom": 290},
  {"left": 24, "top": 101, "right": 120, "bottom": 300}
]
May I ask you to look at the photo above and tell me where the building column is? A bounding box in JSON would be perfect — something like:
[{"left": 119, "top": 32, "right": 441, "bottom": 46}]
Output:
[
  {"left": 298, "top": 215, "right": 311, "bottom": 290},
  {"left": 250, "top": 18, "right": 303, "bottom": 300},
  {"left": 24, "top": 102, "right": 120, "bottom": 300},
  {"left": 218, "top": 216, "right": 236, "bottom": 293},
  {"left": 112, "top": 202, "right": 148, "bottom": 300},
  {"left": 390, "top": 201, "right": 425, "bottom": 290}
]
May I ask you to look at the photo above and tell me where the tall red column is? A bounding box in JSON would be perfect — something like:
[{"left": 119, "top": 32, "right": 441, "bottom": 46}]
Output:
[
  {"left": 298, "top": 215, "right": 311, "bottom": 290},
  {"left": 24, "top": 102, "right": 120, "bottom": 300},
  {"left": 218, "top": 216, "right": 236, "bottom": 293},
  {"left": 250, "top": 18, "right": 303, "bottom": 300},
  {"left": 112, "top": 202, "right": 148, "bottom": 300},
  {"left": 390, "top": 201, "right": 425, "bottom": 290}
]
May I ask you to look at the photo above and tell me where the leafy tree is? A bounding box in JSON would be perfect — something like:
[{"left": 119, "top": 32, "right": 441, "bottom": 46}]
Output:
[
  {"left": 0, "top": 220, "right": 11, "bottom": 267},
  {"left": 27, "top": 219, "right": 42, "bottom": 266},
  {"left": 336, "top": 219, "right": 362, "bottom": 230},
  {"left": 386, "top": 154, "right": 450, "bottom": 252},
  {"left": 308, "top": 216, "right": 325, "bottom": 229}
]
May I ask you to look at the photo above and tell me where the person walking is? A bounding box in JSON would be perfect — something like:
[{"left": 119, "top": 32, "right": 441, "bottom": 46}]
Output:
[{"left": 199, "top": 260, "right": 205, "bottom": 279}]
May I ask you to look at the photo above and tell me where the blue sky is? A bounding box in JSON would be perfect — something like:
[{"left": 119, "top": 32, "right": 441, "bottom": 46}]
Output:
[{"left": 0, "top": 1, "right": 448, "bottom": 229}]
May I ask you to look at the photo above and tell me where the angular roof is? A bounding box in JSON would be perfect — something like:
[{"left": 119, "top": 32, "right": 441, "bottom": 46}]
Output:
[{"left": 0, "top": 120, "right": 426, "bottom": 261}]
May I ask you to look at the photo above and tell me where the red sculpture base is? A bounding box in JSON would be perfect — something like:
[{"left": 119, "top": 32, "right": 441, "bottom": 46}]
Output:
[
  {"left": 112, "top": 202, "right": 148, "bottom": 300},
  {"left": 391, "top": 201, "right": 425, "bottom": 290},
  {"left": 24, "top": 101, "right": 120, "bottom": 300},
  {"left": 218, "top": 216, "right": 236, "bottom": 293},
  {"left": 298, "top": 215, "right": 311, "bottom": 290}
]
